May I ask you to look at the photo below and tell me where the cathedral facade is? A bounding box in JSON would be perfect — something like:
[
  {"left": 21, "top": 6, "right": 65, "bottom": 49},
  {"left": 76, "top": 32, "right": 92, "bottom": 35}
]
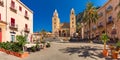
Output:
[{"left": 52, "top": 8, "right": 76, "bottom": 37}]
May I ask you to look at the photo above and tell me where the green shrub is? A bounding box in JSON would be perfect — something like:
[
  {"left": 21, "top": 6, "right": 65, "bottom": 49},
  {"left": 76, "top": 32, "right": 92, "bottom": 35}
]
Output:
[
  {"left": 46, "top": 43, "right": 50, "bottom": 48},
  {"left": 31, "top": 46, "right": 36, "bottom": 52},
  {"left": 36, "top": 44, "right": 40, "bottom": 51},
  {"left": 16, "top": 35, "right": 27, "bottom": 47}
]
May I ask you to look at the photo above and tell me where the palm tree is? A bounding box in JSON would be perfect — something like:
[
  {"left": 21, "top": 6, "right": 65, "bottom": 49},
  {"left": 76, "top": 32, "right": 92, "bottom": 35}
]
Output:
[
  {"left": 82, "top": 2, "right": 98, "bottom": 42},
  {"left": 76, "top": 23, "right": 81, "bottom": 34}
]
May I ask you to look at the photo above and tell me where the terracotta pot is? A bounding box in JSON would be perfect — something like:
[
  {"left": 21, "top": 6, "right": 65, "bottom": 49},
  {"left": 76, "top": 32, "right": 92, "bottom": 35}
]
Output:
[
  {"left": 9, "top": 51, "right": 14, "bottom": 55},
  {"left": 13, "top": 52, "right": 20, "bottom": 57},
  {"left": 20, "top": 52, "right": 29, "bottom": 58},
  {"left": 1, "top": 49, "right": 5, "bottom": 52},
  {"left": 103, "top": 49, "right": 108, "bottom": 57},
  {"left": 108, "top": 45, "right": 115, "bottom": 50},
  {"left": 6, "top": 50, "right": 10, "bottom": 54},
  {"left": 0, "top": 48, "right": 2, "bottom": 51},
  {"left": 111, "top": 51, "right": 118, "bottom": 59}
]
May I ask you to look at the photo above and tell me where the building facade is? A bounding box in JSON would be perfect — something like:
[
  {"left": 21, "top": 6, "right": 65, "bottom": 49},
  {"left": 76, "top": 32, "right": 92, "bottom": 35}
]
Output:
[
  {"left": 82, "top": 0, "right": 120, "bottom": 39},
  {"left": 52, "top": 8, "right": 76, "bottom": 37},
  {"left": 0, "top": 0, "right": 33, "bottom": 42}
]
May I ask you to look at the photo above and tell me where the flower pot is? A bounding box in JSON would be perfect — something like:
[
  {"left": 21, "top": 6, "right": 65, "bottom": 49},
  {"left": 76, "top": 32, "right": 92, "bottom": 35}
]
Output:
[
  {"left": 111, "top": 51, "right": 118, "bottom": 59},
  {"left": 0, "top": 48, "right": 2, "bottom": 51},
  {"left": 2, "top": 49, "right": 5, "bottom": 52},
  {"left": 9, "top": 51, "right": 14, "bottom": 55},
  {"left": 103, "top": 49, "right": 108, "bottom": 57},
  {"left": 20, "top": 52, "right": 29, "bottom": 58},
  {"left": 108, "top": 45, "right": 115, "bottom": 50},
  {"left": 6, "top": 50, "right": 10, "bottom": 54}
]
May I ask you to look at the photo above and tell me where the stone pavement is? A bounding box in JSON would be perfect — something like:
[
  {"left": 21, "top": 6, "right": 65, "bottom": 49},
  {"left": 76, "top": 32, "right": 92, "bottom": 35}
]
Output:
[{"left": 0, "top": 42, "right": 116, "bottom": 60}]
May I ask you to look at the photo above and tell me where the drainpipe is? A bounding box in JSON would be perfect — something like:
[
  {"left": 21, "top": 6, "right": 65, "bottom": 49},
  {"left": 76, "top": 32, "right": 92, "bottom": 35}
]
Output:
[{"left": 6, "top": 0, "right": 7, "bottom": 30}]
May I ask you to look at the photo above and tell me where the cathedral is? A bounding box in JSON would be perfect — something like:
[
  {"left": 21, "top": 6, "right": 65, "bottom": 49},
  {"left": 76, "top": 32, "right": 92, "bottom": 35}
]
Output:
[{"left": 52, "top": 8, "right": 76, "bottom": 37}]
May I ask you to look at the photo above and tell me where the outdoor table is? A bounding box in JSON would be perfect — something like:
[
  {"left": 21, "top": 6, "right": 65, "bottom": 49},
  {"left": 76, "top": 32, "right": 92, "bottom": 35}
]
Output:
[{"left": 24, "top": 43, "right": 44, "bottom": 48}]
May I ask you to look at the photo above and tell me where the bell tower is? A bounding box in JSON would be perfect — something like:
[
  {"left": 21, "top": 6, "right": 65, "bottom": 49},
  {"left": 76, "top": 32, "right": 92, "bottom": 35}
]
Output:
[
  {"left": 70, "top": 8, "right": 76, "bottom": 37},
  {"left": 52, "top": 9, "right": 60, "bottom": 37}
]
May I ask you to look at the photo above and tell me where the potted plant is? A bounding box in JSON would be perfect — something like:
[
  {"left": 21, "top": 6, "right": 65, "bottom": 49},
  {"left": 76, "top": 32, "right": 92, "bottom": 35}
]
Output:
[
  {"left": 101, "top": 32, "right": 109, "bottom": 57},
  {"left": 46, "top": 42, "right": 50, "bottom": 48},
  {"left": 111, "top": 41, "right": 120, "bottom": 59},
  {"left": 31, "top": 46, "right": 36, "bottom": 52},
  {"left": 41, "top": 41, "right": 46, "bottom": 49},
  {"left": 36, "top": 44, "right": 40, "bottom": 51}
]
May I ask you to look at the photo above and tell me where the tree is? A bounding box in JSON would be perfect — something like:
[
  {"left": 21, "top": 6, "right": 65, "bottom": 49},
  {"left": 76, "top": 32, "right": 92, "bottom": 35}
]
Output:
[
  {"left": 101, "top": 32, "right": 109, "bottom": 50},
  {"left": 40, "top": 29, "right": 47, "bottom": 40},
  {"left": 82, "top": 2, "right": 98, "bottom": 42},
  {"left": 16, "top": 35, "right": 27, "bottom": 52},
  {"left": 76, "top": 23, "right": 81, "bottom": 36}
]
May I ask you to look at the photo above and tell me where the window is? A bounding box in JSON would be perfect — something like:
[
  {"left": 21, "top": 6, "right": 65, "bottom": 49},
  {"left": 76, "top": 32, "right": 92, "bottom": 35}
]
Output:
[
  {"left": 72, "top": 21, "right": 74, "bottom": 24},
  {"left": 108, "top": 16, "right": 112, "bottom": 21},
  {"left": 11, "top": 0, "right": 15, "bottom": 8},
  {"left": 25, "top": 10, "right": 28, "bottom": 16},
  {"left": 19, "top": 6, "right": 22, "bottom": 11},
  {"left": 54, "top": 18, "right": 56, "bottom": 20},
  {"left": 72, "top": 25, "right": 74, "bottom": 28},
  {"left": 0, "top": 13, "right": 1, "bottom": 20},
  {"left": 11, "top": 18, "right": 15, "bottom": 26},
  {"left": 72, "top": 18, "right": 74, "bottom": 20},
  {"left": 25, "top": 24, "right": 28, "bottom": 28},
  {"left": 11, "top": 35, "right": 15, "bottom": 42}
]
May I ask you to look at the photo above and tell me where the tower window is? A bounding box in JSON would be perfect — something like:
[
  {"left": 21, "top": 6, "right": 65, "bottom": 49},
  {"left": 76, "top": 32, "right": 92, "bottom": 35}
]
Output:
[
  {"left": 72, "top": 21, "right": 74, "bottom": 24},
  {"left": 54, "top": 22, "right": 56, "bottom": 24},
  {"left": 54, "top": 18, "right": 56, "bottom": 20},
  {"left": 72, "top": 12, "right": 74, "bottom": 14},
  {"left": 72, "top": 25, "right": 74, "bottom": 28},
  {"left": 72, "top": 18, "right": 74, "bottom": 20}
]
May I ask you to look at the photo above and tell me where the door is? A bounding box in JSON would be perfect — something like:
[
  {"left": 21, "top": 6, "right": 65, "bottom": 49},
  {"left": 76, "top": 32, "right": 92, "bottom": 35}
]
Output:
[
  {"left": 11, "top": 35, "right": 15, "bottom": 42},
  {"left": 0, "top": 28, "right": 2, "bottom": 42}
]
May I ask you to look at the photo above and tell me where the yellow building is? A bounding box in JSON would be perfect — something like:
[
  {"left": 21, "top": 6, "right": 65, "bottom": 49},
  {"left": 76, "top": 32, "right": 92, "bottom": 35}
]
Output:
[{"left": 52, "top": 8, "right": 76, "bottom": 37}]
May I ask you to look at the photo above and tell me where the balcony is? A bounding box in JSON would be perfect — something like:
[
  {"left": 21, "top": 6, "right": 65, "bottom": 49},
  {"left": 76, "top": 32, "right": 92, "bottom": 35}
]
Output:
[
  {"left": 92, "top": 26, "right": 97, "bottom": 30},
  {"left": 24, "top": 28, "right": 30, "bottom": 33},
  {"left": 98, "top": 23, "right": 103, "bottom": 28},
  {"left": 24, "top": 16, "right": 29, "bottom": 20},
  {"left": 98, "top": 12, "right": 103, "bottom": 18},
  {"left": 0, "top": 0, "right": 4, "bottom": 7},
  {"left": 10, "top": 6, "right": 17, "bottom": 13},
  {"left": 0, "top": 20, "right": 7, "bottom": 25},
  {"left": 9, "top": 23, "right": 18, "bottom": 31},
  {"left": 107, "top": 16, "right": 114, "bottom": 25},
  {"left": 106, "top": 5, "right": 113, "bottom": 13}
]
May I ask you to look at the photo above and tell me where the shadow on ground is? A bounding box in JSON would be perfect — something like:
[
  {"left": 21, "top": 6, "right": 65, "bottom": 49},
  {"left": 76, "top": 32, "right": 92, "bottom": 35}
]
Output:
[{"left": 59, "top": 45, "right": 105, "bottom": 60}]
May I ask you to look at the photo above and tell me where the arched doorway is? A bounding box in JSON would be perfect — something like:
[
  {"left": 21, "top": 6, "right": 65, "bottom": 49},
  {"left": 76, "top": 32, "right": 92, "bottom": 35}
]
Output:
[
  {"left": 62, "top": 30, "right": 66, "bottom": 37},
  {"left": 0, "top": 28, "right": 2, "bottom": 42},
  {"left": 59, "top": 30, "right": 61, "bottom": 37}
]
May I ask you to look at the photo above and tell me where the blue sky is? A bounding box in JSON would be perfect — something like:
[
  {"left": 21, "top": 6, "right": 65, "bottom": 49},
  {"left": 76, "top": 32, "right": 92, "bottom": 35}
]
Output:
[{"left": 21, "top": 0, "right": 108, "bottom": 32}]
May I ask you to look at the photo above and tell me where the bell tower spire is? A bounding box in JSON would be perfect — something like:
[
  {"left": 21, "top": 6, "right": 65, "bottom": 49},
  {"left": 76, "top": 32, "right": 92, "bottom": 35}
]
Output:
[
  {"left": 70, "top": 8, "right": 76, "bottom": 37},
  {"left": 52, "top": 9, "right": 60, "bottom": 37}
]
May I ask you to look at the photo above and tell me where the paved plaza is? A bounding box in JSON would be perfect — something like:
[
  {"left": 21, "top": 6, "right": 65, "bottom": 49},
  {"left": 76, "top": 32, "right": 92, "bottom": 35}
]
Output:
[{"left": 0, "top": 42, "right": 117, "bottom": 60}]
